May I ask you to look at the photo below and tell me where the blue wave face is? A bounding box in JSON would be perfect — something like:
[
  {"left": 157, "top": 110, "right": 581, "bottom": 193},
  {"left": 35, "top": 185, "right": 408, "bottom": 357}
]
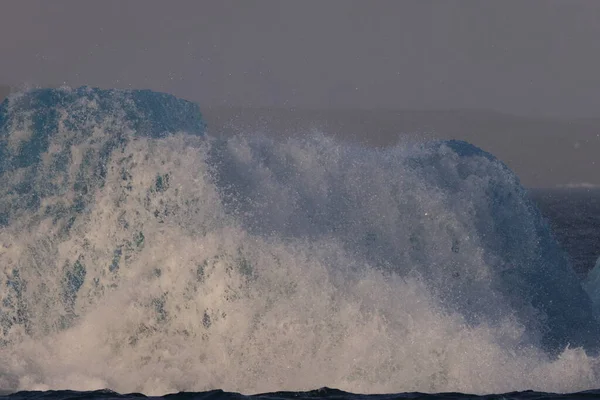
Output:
[
  {"left": 0, "top": 86, "right": 205, "bottom": 143},
  {"left": 0, "top": 86, "right": 205, "bottom": 169},
  {"left": 0, "top": 87, "right": 205, "bottom": 226},
  {"left": 0, "top": 87, "right": 598, "bottom": 395}
]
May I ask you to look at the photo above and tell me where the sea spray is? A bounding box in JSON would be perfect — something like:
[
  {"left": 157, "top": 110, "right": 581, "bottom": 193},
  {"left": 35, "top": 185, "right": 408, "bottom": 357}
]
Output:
[{"left": 0, "top": 87, "right": 599, "bottom": 395}]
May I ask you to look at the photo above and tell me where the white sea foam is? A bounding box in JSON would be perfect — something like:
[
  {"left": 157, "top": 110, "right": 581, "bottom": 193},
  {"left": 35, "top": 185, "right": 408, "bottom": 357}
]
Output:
[{"left": 0, "top": 88, "right": 599, "bottom": 395}]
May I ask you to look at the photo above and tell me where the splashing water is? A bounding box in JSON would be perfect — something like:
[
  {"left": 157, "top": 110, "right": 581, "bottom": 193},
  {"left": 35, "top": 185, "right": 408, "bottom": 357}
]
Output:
[{"left": 0, "top": 87, "right": 599, "bottom": 395}]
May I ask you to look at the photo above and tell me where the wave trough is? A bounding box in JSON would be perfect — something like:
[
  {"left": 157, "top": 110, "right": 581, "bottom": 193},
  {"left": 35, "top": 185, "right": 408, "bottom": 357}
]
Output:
[{"left": 0, "top": 87, "right": 599, "bottom": 395}]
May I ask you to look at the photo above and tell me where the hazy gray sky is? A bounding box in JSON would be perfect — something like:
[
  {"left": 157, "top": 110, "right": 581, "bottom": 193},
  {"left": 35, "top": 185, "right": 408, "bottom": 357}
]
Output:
[{"left": 1, "top": 0, "right": 600, "bottom": 117}]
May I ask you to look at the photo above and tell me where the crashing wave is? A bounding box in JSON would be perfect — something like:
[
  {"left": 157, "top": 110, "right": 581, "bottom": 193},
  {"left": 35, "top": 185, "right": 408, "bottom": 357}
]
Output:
[{"left": 0, "top": 87, "right": 598, "bottom": 395}]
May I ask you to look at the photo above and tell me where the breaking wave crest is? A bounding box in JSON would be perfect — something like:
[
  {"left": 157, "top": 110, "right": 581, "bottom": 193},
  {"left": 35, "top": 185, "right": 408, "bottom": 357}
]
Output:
[{"left": 0, "top": 87, "right": 599, "bottom": 395}]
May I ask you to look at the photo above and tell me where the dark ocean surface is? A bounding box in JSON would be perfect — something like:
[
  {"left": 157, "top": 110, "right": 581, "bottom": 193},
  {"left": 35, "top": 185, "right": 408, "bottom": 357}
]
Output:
[
  {"left": 531, "top": 189, "right": 600, "bottom": 277},
  {"left": 4, "top": 387, "right": 600, "bottom": 400}
]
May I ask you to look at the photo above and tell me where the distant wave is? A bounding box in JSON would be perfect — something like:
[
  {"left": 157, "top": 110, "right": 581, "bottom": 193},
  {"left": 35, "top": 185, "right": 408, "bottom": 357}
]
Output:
[{"left": 1, "top": 87, "right": 600, "bottom": 395}]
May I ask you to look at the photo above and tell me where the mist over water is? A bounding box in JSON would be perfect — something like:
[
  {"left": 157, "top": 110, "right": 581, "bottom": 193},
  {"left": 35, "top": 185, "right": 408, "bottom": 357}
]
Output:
[{"left": 1, "top": 88, "right": 600, "bottom": 396}]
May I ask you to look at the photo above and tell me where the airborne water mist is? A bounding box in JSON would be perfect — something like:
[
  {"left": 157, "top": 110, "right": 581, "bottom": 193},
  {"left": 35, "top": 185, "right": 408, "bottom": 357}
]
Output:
[{"left": 1, "top": 87, "right": 600, "bottom": 395}]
